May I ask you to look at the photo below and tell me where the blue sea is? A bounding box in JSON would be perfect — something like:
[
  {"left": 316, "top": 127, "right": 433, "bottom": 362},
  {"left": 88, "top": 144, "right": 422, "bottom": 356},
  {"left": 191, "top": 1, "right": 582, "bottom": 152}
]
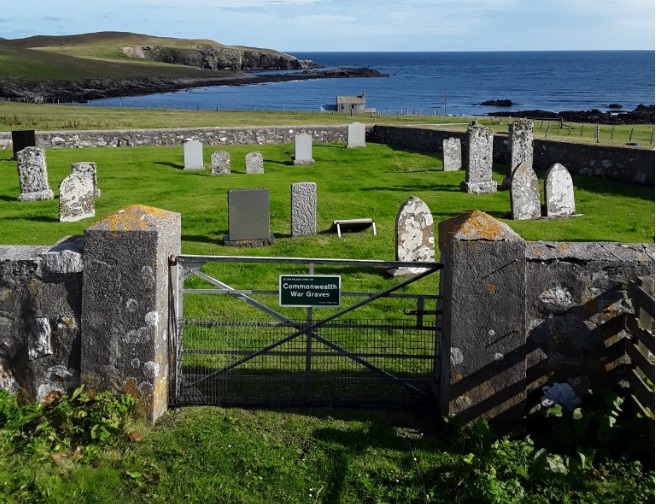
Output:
[{"left": 88, "top": 51, "right": 655, "bottom": 117}]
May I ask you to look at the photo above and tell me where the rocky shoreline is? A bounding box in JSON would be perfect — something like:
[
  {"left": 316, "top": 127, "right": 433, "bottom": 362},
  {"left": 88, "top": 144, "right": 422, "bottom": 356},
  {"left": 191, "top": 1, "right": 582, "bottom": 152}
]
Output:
[
  {"left": 488, "top": 105, "right": 654, "bottom": 125},
  {"left": 0, "top": 67, "right": 385, "bottom": 104}
]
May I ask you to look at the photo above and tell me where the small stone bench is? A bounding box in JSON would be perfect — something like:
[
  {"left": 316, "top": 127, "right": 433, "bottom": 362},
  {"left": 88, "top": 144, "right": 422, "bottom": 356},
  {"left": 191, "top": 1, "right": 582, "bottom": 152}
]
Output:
[{"left": 329, "top": 218, "right": 377, "bottom": 238}]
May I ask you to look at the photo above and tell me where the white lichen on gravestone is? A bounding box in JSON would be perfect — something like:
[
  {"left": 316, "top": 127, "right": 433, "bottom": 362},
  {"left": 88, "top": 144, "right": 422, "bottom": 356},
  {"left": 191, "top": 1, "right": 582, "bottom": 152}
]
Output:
[
  {"left": 211, "top": 150, "right": 231, "bottom": 175},
  {"left": 245, "top": 152, "right": 264, "bottom": 174},
  {"left": 544, "top": 163, "right": 576, "bottom": 217},
  {"left": 442, "top": 137, "right": 462, "bottom": 171},
  {"left": 16, "top": 146, "right": 54, "bottom": 201},
  {"left": 510, "top": 162, "right": 541, "bottom": 220},
  {"left": 59, "top": 173, "right": 95, "bottom": 222}
]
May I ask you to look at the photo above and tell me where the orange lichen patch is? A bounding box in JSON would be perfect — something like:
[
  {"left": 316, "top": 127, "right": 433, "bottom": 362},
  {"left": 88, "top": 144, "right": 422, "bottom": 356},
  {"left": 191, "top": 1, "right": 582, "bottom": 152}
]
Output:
[
  {"left": 438, "top": 210, "right": 521, "bottom": 249},
  {"left": 488, "top": 284, "right": 496, "bottom": 295},
  {"left": 556, "top": 243, "right": 572, "bottom": 251},
  {"left": 91, "top": 205, "right": 177, "bottom": 232},
  {"left": 43, "top": 390, "right": 62, "bottom": 406},
  {"left": 533, "top": 247, "right": 545, "bottom": 256},
  {"left": 122, "top": 377, "right": 140, "bottom": 398}
]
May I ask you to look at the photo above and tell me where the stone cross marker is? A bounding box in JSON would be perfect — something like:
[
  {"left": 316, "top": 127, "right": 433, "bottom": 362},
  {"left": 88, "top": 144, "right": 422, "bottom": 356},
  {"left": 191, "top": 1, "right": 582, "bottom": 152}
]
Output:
[
  {"left": 390, "top": 196, "right": 435, "bottom": 276},
  {"left": 211, "top": 150, "right": 231, "bottom": 175},
  {"left": 183, "top": 139, "right": 204, "bottom": 170},
  {"left": 442, "top": 137, "right": 462, "bottom": 171},
  {"left": 245, "top": 152, "right": 264, "bottom": 174},
  {"left": 347, "top": 122, "right": 366, "bottom": 148},
  {"left": 503, "top": 119, "right": 534, "bottom": 188},
  {"left": 460, "top": 124, "right": 497, "bottom": 194},
  {"left": 544, "top": 163, "right": 575, "bottom": 217},
  {"left": 293, "top": 133, "right": 314, "bottom": 165},
  {"left": 59, "top": 173, "right": 95, "bottom": 222},
  {"left": 71, "top": 162, "right": 100, "bottom": 197},
  {"left": 16, "top": 146, "right": 54, "bottom": 201},
  {"left": 510, "top": 162, "right": 541, "bottom": 220},
  {"left": 291, "top": 182, "right": 317, "bottom": 237},
  {"left": 225, "top": 188, "right": 274, "bottom": 246}
]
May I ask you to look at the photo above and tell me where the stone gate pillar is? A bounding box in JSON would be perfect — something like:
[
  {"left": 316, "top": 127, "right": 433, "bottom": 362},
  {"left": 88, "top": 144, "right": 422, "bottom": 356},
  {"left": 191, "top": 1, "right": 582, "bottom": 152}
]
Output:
[
  {"left": 81, "top": 205, "right": 181, "bottom": 422},
  {"left": 438, "top": 210, "right": 526, "bottom": 424}
]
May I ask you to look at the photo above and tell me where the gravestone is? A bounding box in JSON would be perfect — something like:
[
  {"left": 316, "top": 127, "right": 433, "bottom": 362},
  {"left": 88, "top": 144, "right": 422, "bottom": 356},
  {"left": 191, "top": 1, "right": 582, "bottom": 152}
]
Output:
[
  {"left": 224, "top": 189, "right": 275, "bottom": 246},
  {"left": 291, "top": 182, "right": 317, "bottom": 237},
  {"left": 71, "top": 161, "right": 100, "bottom": 197},
  {"left": 442, "top": 137, "right": 462, "bottom": 171},
  {"left": 59, "top": 173, "right": 95, "bottom": 222},
  {"left": 389, "top": 196, "right": 434, "bottom": 276},
  {"left": 510, "top": 162, "right": 541, "bottom": 220},
  {"left": 183, "top": 139, "right": 204, "bottom": 170},
  {"left": 11, "top": 129, "right": 36, "bottom": 160},
  {"left": 210, "top": 150, "right": 231, "bottom": 175},
  {"left": 347, "top": 122, "right": 366, "bottom": 148},
  {"left": 503, "top": 119, "right": 534, "bottom": 188},
  {"left": 16, "top": 146, "right": 54, "bottom": 201},
  {"left": 460, "top": 124, "right": 497, "bottom": 194},
  {"left": 245, "top": 152, "right": 264, "bottom": 174},
  {"left": 293, "top": 133, "right": 314, "bottom": 165},
  {"left": 544, "top": 163, "right": 576, "bottom": 217}
]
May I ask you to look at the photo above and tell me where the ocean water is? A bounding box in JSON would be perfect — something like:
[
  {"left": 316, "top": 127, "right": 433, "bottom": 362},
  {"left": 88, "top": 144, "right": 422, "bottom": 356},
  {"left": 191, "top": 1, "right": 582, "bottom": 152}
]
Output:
[{"left": 88, "top": 51, "right": 655, "bottom": 117}]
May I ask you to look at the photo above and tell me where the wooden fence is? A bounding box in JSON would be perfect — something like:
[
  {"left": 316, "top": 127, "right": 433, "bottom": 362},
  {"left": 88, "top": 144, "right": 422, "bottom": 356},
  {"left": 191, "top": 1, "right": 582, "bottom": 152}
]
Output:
[{"left": 624, "top": 276, "right": 655, "bottom": 441}]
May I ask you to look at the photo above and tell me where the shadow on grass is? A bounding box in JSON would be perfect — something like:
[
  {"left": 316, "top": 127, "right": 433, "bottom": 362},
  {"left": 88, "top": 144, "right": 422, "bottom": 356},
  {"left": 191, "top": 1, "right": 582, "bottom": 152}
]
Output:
[
  {"left": 5, "top": 215, "right": 60, "bottom": 223},
  {"left": 182, "top": 233, "right": 222, "bottom": 245},
  {"left": 154, "top": 161, "right": 184, "bottom": 170}
]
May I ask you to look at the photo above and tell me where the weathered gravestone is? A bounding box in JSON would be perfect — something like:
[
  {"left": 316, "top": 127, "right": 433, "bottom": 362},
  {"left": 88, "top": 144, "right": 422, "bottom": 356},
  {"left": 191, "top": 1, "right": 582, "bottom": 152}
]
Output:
[
  {"left": 544, "top": 163, "right": 575, "bottom": 217},
  {"left": 16, "top": 146, "right": 54, "bottom": 201},
  {"left": 347, "top": 122, "right": 366, "bottom": 148},
  {"left": 224, "top": 188, "right": 275, "bottom": 246},
  {"left": 510, "top": 162, "right": 541, "bottom": 220},
  {"left": 59, "top": 173, "right": 95, "bottom": 222},
  {"left": 245, "top": 152, "right": 264, "bottom": 174},
  {"left": 291, "top": 182, "right": 317, "bottom": 237},
  {"left": 389, "top": 196, "right": 435, "bottom": 276},
  {"left": 503, "top": 119, "right": 534, "bottom": 189},
  {"left": 11, "top": 129, "right": 36, "bottom": 160},
  {"left": 460, "top": 124, "right": 497, "bottom": 194},
  {"left": 71, "top": 161, "right": 100, "bottom": 197},
  {"left": 183, "top": 139, "right": 204, "bottom": 170},
  {"left": 293, "top": 133, "right": 314, "bottom": 166},
  {"left": 442, "top": 137, "right": 462, "bottom": 172},
  {"left": 211, "top": 150, "right": 231, "bottom": 175}
]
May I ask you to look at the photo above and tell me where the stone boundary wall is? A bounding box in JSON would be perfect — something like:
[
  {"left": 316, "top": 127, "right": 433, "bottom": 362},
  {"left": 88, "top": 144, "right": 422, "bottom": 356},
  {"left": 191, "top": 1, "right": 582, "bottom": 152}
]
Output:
[
  {"left": 0, "top": 125, "right": 348, "bottom": 150},
  {"left": 368, "top": 125, "right": 655, "bottom": 187}
]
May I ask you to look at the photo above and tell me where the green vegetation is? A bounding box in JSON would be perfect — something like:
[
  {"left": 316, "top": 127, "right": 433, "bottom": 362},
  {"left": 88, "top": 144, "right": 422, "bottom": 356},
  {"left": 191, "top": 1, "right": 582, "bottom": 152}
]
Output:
[{"left": 0, "top": 387, "right": 653, "bottom": 503}]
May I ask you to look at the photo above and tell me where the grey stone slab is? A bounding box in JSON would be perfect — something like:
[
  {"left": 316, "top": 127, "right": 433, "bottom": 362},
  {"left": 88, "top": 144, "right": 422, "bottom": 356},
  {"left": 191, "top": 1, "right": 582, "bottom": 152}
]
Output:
[
  {"left": 391, "top": 196, "right": 434, "bottom": 276},
  {"left": 59, "top": 173, "right": 95, "bottom": 223},
  {"left": 291, "top": 182, "right": 317, "bottom": 237},
  {"left": 544, "top": 163, "right": 575, "bottom": 217},
  {"left": 461, "top": 124, "right": 496, "bottom": 194},
  {"left": 211, "top": 150, "right": 231, "bottom": 175},
  {"left": 225, "top": 189, "right": 274, "bottom": 246},
  {"left": 442, "top": 137, "right": 462, "bottom": 171},
  {"left": 72, "top": 162, "right": 100, "bottom": 196},
  {"left": 245, "top": 152, "right": 264, "bottom": 174},
  {"left": 503, "top": 119, "right": 534, "bottom": 188},
  {"left": 16, "top": 146, "right": 54, "bottom": 201},
  {"left": 183, "top": 139, "right": 204, "bottom": 170},
  {"left": 11, "top": 129, "right": 36, "bottom": 160},
  {"left": 40, "top": 236, "right": 84, "bottom": 274},
  {"left": 347, "top": 122, "right": 366, "bottom": 148},
  {"left": 293, "top": 133, "right": 314, "bottom": 165},
  {"left": 511, "top": 162, "right": 541, "bottom": 220}
]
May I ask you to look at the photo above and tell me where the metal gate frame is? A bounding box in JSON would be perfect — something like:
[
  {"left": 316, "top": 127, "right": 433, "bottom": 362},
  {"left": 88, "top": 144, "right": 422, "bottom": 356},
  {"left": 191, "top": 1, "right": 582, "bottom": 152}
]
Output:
[{"left": 168, "top": 254, "right": 443, "bottom": 408}]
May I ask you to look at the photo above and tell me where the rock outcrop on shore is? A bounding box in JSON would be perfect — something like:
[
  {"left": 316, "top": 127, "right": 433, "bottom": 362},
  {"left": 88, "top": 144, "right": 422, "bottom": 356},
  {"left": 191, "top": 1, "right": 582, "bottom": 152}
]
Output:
[{"left": 489, "top": 105, "right": 654, "bottom": 125}]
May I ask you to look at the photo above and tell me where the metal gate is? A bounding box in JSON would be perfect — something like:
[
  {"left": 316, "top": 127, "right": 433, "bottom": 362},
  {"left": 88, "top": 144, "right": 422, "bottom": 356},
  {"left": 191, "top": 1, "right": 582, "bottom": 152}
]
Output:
[{"left": 168, "top": 255, "right": 443, "bottom": 408}]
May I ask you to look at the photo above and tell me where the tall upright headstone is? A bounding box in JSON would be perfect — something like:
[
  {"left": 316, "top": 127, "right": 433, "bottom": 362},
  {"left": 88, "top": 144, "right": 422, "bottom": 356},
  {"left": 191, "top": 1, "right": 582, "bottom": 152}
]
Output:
[
  {"left": 293, "top": 133, "right": 314, "bottom": 165},
  {"left": 544, "top": 163, "right": 576, "bottom": 217},
  {"left": 245, "top": 152, "right": 264, "bottom": 174},
  {"left": 16, "top": 146, "right": 54, "bottom": 201},
  {"left": 183, "top": 139, "right": 204, "bottom": 170},
  {"left": 59, "top": 173, "right": 95, "bottom": 222},
  {"left": 291, "top": 182, "right": 317, "bottom": 237},
  {"left": 442, "top": 137, "right": 462, "bottom": 172},
  {"left": 503, "top": 119, "right": 534, "bottom": 188},
  {"left": 390, "top": 196, "right": 435, "bottom": 276},
  {"left": 211, "top": 150, "right": 231, "bottom": 175},
  {"left": 347, "top": 122, "right": 366, "bottom": 148},
  {"left": 224, "top": 189, "right": 274, "bottom": 246},
  {"left": 510, "top": 162, "right": 541, "bottom": 220},
  {"left": 460, "top": 124, "right": 496, "bottom": 194},
  {"left": 71, "top": 161, "right": 100, "bottom": 197}
]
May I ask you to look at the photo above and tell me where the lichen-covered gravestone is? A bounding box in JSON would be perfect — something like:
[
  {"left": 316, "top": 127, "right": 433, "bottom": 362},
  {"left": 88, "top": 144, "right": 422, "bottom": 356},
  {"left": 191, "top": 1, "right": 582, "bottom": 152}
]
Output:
[
  {"left": 16, "top": 146, "right": 54, "bottom": 201},
  {"left": 510, "top": 162, "right": 541, "bottom": 220},
  {"left": 211, "top": 150, "right": 231, "bottom": 175},
  {"left": 460, "top": 124, "right": 496, "bottom": 194},
  {"left": 544, "top": 163, "right": 575, "bottom": 217},
  {"left": 71, "top": 161, "right": 100, "bottom": 197},
  {"left": 59, "top": 173, "right": 95, "bottom": 222},
  {"left": 389, "top": 196, "right": 434, "bottom": 276},
  {"left": 347, "top": 122, "right": 366, "bottom": 148},
  {"left": 183, "top": 139, "right": 204, "bottom": 170},
  {"left": 293, "top": 133, "right": 314, "bottom": 165},
  {"left": 503, "top": 119, "right": 534, "bottom": 188},
  {"left": 442, "top": 137, "right": 462, "bottom": 172},
  {"left": 291, "top": 182, "right": 317, "bottom": 237},
  {"left": 245, "top": 152, "right": 264, "bottom": 174}
]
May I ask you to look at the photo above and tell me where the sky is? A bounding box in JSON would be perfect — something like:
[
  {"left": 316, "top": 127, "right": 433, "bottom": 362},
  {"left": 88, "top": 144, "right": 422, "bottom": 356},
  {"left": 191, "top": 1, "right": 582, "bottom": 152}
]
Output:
[{"left": 1, "top": 0, "right": 654, "bottom": 52}]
